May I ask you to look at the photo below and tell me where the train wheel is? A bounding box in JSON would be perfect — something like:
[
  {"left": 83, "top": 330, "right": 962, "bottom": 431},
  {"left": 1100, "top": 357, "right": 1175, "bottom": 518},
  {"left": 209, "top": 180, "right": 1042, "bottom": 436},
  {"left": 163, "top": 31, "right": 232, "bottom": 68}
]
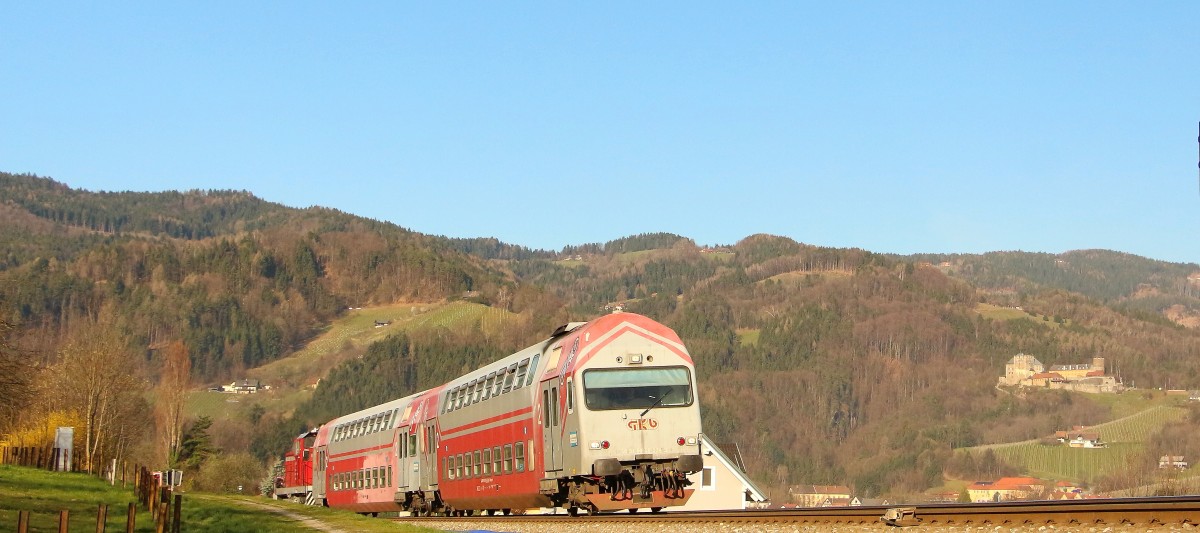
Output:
[
  {"left": 465, "top": 510, "right": 474, "bottom": 517},
  {"left": 568, "top": 506, "right": 579, "bottom": 517},
  {"left": 628, "top": 508, "right": 639, "bottom": 513},
  {"left": 502, "top": 508, "right": 511, "bottom": 516},
  {"left": 487, "top": 509, "right": 497, "bottom": 516},
  {"left": 651, "top": 507, "right": 663, "bottom": 513}
]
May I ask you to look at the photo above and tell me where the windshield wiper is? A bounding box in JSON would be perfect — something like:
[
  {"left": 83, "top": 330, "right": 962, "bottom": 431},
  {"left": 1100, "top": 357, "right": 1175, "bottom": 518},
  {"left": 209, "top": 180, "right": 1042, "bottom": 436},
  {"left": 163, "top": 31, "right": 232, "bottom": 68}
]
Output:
[{"left": 639, "top": 388, "right": 672, "bottom": 417}]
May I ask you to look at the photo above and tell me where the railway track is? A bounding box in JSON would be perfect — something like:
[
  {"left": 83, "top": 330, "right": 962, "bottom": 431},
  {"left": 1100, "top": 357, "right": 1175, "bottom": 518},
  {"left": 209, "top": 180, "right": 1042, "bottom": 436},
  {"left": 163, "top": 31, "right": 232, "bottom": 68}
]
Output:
[{"left": 393, "top": 496, "right": 1200, "bottom": 529}]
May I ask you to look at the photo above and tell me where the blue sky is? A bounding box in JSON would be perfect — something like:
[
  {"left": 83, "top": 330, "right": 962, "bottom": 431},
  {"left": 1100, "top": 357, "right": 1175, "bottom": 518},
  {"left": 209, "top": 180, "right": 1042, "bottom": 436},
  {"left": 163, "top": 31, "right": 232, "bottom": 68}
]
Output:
[{"left": 3, "top": 3, "right": 1198, "bottom": 263}]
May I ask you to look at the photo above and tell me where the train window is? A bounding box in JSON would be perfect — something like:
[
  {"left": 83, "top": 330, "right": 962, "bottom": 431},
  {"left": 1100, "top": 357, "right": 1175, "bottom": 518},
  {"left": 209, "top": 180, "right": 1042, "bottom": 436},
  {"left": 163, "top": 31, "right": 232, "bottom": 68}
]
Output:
[
  {"left": 567, "top": 378, "right": 575, "bottom": 414},
  {"left": 503, "top": 444, "right": 513, "bottom": 473},
  {"left": 527, "top": 439, "right": 535, "bottom": 473},
  {"left": 482, "top": 373, "right": 494, "bottom": 400},
  {"left": 515, "top": 442, "right": 525, "bottom": 472},
  {"left": 473, "top": 451, "right": 481, "bottom": 476},
  {"left": 464, "top": 453, "right": 473, "bottom": 478},
  {"left": 482, "top": 449, "right": 492, "bottom": 475},
  {"left": 550, "top": 386, "right": 559, "bottom": 425},
  {"left": 388, "top": 465, "right": 393, "bottom": 487},
  {"left": 409, "top": 433, "right": 417, "bottom": 457},
  {"left": 514, "top": 358, "right": 530, "bottom": 389},
  {"left": 582, "top": 366, "right": 695, "bottom": 411},
  {"left": 368, "top": 417, "right": 376, "bottom": 434},
  {"left": 492, "top": 446, "right": 501, "bottom": 474},
  {"left": 455, "top": 387, "right": 466, "bottom": 410},
  {"left": 445, "top": 457, "right": 453, "bottom": 479},
  {"left": 542, "top": 390, "right": 550, "bottom": 428},
  {"left": 374, "top": 468, "right": 381, "bottom": 488},
  {"left": 473, "top": 380, "right": 484, "bottom": 403},
  {"left": 491, "top": 372, "right": 503, "bottom": 397},
  {"left": 456, "top": 454, "right": 464, "bottom": 479},
  {"left": 503, "top": 364, "right": 516, "bottom": 392},
  {"left": 526, "top": 354, "right": 540, "bottom": 386}
]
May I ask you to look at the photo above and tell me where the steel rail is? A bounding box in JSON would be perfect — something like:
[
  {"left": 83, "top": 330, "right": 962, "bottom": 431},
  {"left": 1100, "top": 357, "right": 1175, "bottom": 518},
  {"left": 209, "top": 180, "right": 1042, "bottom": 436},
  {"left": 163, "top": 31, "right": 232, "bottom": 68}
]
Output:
[{"left": 392, "top": 496, "right": 1200, "bottom": 527}]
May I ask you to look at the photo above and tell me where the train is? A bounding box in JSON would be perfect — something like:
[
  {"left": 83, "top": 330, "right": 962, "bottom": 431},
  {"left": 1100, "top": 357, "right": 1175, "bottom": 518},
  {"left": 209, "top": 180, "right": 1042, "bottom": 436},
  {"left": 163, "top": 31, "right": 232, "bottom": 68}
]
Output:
[{"left": 273, "top": 312, "right": 705, "bottom": 516}]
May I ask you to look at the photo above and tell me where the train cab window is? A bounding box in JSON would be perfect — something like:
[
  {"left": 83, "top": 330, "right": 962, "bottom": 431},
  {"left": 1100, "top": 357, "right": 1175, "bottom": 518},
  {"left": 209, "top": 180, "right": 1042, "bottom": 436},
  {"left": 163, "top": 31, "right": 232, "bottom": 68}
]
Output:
[
  {"left": 515, "top": 442, "right": 525, "bottom": 472},
  {"left": 503, "top": 364, "right": 517, "bottom": 392},
  {"left": 482, "top": 449, "right": 492, "bottom": 475},
  {"left": 473, "top": 451, "right": 481, "bottom": 476},
  {"left": 526, "top": 354, "right": 540, "bottom": 387},
  {"left": 492, "top": 446, "right": 501, "bottom": 474},
  {"left": 503, "top": 444, "right": 513, "bottom": 473},
  {"left": 514, "top": 358, "right": 530, "bottom": 390},
  {"left": 582, "top": 366, "right": 695, "bottom": 411}
]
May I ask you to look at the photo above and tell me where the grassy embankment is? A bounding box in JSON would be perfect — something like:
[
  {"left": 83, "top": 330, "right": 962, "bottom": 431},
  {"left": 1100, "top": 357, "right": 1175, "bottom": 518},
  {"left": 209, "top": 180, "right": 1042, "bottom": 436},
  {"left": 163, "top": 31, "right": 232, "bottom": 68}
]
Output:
[{"left": 0, "top": 465, "right": 438, "bottom": 533}]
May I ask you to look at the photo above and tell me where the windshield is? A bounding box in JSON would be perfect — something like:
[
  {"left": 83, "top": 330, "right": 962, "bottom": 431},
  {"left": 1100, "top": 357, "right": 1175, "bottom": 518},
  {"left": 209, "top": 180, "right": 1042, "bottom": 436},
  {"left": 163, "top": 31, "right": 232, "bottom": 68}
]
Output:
[{"left": 582, "top": 367, "right": 694, "bottom": 411}]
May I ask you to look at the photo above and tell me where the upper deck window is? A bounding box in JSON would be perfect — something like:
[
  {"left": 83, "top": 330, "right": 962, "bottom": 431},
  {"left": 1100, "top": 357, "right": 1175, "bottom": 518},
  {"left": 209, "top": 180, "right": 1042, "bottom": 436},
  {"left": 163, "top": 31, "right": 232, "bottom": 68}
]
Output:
[{"left": 582, "top": 366, "right": 694, "bottom": 411}]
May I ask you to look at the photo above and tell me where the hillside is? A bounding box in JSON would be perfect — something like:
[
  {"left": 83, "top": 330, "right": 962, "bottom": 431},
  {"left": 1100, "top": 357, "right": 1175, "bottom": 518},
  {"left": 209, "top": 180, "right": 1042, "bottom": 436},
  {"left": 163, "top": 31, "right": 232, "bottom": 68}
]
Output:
[{"left": 4, "top": 173, "right": 1200, "bottom": 500}]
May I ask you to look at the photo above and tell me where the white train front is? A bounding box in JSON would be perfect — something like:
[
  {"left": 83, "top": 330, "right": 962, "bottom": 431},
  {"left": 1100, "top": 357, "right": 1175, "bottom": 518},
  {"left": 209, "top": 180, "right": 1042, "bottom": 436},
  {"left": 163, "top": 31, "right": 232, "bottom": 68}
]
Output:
[{"left": 286, "top": 312, "right": 705, "bottom": 516}]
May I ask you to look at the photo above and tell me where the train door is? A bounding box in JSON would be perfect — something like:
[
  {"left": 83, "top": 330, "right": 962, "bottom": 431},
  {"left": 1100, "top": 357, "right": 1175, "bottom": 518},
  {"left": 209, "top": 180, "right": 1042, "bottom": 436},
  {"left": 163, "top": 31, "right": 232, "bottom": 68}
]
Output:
[
  {"left": 540, "top": 379, "right": 562, "bottom": 476},
  {"left": 313, "top": 445, "right": 327, "bottom": 502},
  {"left": 420, "top": 419, "right": 438, "bottom": 489}
]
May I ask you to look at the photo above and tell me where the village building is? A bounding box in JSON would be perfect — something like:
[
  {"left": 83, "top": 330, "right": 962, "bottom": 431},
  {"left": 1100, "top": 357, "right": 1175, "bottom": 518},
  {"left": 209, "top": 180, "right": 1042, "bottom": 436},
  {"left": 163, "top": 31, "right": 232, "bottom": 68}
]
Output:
[
  {"left": 789, "top": 484, "right": 852, "bottom": 507},
  {"left": 679, "top": 435, "right": 768, "bottom": 511},
  {"left": 224, "top": 379, "right": 264, "bottom": 394},
  {"left": 1054, "top": 427, "right": 1104, "bottom": 448},
  {"left": 1159, "top": 456, "right": 1188, "bottom": 469},
  {"left": 967, "top": 477, "right": 1048, "bottom": 503}
]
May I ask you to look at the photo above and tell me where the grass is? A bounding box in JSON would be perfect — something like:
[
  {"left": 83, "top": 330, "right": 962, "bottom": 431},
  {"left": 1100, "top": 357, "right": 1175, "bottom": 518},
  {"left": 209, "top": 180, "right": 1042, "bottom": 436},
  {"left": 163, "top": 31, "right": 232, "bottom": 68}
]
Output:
[
  {"left": 0, "top": 465, "right": 437, "bottom": 533},
  {"left": 737, "top": 328, "right": 761, "bottom": 347},
  {"left": 975, "top": 303, "right": 1070, "bottom": 328}
]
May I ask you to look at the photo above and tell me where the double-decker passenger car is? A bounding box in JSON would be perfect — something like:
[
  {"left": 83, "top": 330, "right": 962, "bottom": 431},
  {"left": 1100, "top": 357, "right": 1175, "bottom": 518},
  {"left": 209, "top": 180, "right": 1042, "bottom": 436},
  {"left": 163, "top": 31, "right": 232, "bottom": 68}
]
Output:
[{"left": 276, "top": 312, "right": 704, "bottom": 516}]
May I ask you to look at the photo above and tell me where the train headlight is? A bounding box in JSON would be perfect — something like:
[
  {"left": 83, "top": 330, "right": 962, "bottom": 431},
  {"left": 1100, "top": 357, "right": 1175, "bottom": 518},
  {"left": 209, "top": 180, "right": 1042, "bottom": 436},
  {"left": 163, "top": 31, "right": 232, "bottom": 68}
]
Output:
[
  {"left": 687, "top": 436, "right": 697, "bottom": 445},
  {"left": 590, "top": 440, "right": 611, "bottom": 450},
  {"left": 630, "top": 354, "right": 643, "bottom": 364}
]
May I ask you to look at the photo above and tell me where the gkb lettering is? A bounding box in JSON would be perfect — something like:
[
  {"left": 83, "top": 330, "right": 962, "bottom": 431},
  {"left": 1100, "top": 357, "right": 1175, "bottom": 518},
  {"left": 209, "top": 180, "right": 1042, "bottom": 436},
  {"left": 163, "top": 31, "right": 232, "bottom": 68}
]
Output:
[{"left": 627, "top": 418, "right": 659, "bottom": 430}]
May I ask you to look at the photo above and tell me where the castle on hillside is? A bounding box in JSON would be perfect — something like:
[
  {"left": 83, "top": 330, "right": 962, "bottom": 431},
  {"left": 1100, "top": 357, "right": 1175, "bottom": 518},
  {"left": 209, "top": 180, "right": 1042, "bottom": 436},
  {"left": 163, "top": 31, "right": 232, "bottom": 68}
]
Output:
[{"left": 1000, "top": 354, "right": 1123, "bottom": 393}]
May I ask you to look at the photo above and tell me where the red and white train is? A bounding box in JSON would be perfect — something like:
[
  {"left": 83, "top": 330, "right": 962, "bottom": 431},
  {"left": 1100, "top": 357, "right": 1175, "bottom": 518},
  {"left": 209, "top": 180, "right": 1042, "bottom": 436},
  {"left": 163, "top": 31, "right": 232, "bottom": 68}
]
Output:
[{"left": 275, "top": 312, "right": 704, "bottom": 515}]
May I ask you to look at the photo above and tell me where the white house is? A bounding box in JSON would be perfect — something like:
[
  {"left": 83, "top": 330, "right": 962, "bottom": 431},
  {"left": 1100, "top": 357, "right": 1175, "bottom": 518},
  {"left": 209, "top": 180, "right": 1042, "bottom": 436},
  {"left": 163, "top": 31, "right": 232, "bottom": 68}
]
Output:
[{"left": 676, "top": 435, "right": 768, "bottom": 511}]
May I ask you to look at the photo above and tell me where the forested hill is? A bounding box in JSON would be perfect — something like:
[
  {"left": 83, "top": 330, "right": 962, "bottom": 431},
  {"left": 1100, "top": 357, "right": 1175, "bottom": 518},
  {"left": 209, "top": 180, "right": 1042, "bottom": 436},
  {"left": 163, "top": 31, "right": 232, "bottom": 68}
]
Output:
[
  {"left": 5, "top": 172, "right": 1200, "bottom": 499},
  {"left": 0, "top": 172, "right": 532, "bottom": 381}
]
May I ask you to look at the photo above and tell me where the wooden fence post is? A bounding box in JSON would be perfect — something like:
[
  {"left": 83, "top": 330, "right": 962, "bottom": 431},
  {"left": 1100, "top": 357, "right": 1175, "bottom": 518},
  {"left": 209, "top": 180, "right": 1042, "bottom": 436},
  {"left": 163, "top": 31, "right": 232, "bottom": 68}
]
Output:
[
  {"left": 171, "top": 494, "right": 182, "bottom": 533},
  {"left": 58, "top": 509, "right": 69, "bottom": 533},
  {"left": 96, "top": 503, "right": 108, "bottom": 533},
  {"left": 125, "top": 502, "right": 136, "bottom": 533},
  {"left": 17, "top": 510, "right": 30, "bottom": 533}
]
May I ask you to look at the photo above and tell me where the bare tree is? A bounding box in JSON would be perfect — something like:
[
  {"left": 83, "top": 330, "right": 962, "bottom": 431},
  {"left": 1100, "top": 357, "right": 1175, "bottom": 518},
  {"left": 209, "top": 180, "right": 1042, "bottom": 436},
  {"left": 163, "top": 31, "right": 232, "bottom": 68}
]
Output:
[
  {"left": 155, "top": 340, "right": 190, "bottom": 467},
  {"left": 47, "top": 312, "right": 148, "bottom": 473},
  {"left": 0, "top": 319, "right": 37, "bottom": 434}
]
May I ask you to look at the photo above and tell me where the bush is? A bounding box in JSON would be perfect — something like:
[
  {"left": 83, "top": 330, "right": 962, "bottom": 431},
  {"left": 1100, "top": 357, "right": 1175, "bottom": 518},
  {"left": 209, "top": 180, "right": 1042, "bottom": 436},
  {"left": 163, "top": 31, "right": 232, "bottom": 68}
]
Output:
[{"left": 193, "top": 452, "right": 268, "bottom": 494}]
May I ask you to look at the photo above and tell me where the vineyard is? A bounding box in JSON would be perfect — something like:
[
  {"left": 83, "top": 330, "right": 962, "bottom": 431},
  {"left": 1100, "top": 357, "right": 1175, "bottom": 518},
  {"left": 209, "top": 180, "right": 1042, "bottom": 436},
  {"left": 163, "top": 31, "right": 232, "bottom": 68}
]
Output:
[{"left": 963, "top": 404, "right": 1189, "bottom": 483}]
